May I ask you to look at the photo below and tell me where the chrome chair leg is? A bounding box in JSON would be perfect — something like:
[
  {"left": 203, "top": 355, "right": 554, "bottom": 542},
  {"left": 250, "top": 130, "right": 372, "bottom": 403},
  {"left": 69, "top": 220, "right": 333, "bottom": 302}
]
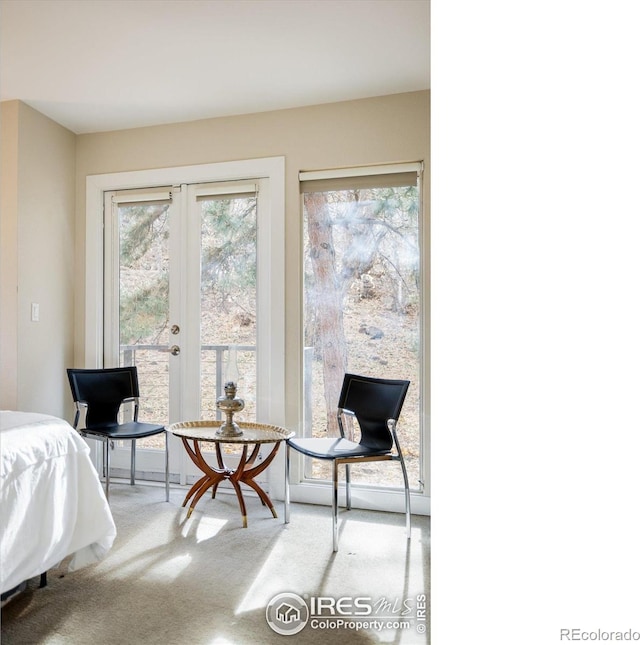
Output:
[
  {"left": 332, "top": 460, "right": 339, "bottom": 552},
  {"left": 345, "top": 463, "right": 351, "bottom": 510},
  {"left": 284, "top": 443, "right": 290, "bottom": 524},
  {"left": 105, "top": 441, "right": 111, "bottom": 502},
  {"left": 165, "top": 431, "right": 170, "bottom": 502},
  {"left": 130, "top": 440, "right": 136, "bottom": 485},
  {"left": 399, "top": 456, "right": 412, "bottom": 538}
]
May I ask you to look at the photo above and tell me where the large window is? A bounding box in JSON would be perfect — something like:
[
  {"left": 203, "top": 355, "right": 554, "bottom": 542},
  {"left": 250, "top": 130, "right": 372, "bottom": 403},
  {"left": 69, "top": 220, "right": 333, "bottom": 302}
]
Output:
[{"left": 300, "top": 164, "right": 423, "bottom": 491}]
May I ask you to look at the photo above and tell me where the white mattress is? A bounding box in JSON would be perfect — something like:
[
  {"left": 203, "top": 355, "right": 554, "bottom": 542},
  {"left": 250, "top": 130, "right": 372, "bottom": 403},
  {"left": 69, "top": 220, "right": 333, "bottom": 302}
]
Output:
[{"left": 0, "top": 410, "right": 117, "bottom": 594}]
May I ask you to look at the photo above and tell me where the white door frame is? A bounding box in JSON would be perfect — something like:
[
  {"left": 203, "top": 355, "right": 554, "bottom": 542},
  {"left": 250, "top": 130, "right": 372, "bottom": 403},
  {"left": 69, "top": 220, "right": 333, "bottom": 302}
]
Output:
[{"left": 84, "top": 157, "right": 286, "bottom": 485}]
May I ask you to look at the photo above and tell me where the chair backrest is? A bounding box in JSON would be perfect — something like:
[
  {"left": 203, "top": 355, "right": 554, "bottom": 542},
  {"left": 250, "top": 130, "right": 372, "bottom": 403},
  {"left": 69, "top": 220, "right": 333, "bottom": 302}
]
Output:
[
  {"left": 338, "top": 373, "right": 410, "bottom": 451},
  {"left": 67, "top": 367, "right": 140, "bottom": 429}
]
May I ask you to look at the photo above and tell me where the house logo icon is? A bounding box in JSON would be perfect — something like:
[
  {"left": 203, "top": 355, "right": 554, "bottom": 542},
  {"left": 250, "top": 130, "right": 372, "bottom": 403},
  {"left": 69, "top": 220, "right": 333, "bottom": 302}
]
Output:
[
  {"left": 266, "top": 592, "right": 309, "bottom": 635},
  {"left": 276, "top": 602, "right": 301, "bottom": 624}
]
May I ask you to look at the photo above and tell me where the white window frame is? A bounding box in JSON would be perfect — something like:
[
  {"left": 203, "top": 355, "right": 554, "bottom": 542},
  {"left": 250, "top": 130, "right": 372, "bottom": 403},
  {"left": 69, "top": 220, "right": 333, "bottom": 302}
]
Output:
[{"left": 290, "top": 161, "right": 430, "bottom": 516}]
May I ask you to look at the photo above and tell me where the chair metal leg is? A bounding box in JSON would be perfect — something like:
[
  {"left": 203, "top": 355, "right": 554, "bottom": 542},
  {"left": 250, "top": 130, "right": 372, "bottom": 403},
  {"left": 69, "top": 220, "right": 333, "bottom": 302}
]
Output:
[
  {"left": 345, "top": 463, "right": 351, "bottom": 510},
  {"left": 165, "top": 431, "right": 170, "bottom": 502},
  {"left": 399, "top": 456, "right": 412, "bottom": 539},
  {"left": 284, "top": 443, "right": 290, "bottom": 523},
  {"left": 105, "top": 441, "right": 111, "bottom": 502},
  {"left": 130, "top": 439, "right": 136, "bottom": 485},
  {"left": 332, "top": 460, "right": 339, "bottom": 552}
]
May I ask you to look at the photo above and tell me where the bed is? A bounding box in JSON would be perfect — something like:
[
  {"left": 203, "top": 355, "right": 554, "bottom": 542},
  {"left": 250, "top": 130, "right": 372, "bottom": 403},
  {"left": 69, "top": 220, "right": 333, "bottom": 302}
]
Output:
[{"left": 0, "top": 410, "right": 117, "bottom": 596}]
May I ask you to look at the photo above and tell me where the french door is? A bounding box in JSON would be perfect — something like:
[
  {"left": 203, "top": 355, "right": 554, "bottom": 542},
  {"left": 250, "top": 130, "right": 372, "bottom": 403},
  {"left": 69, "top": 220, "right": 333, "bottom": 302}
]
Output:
[{"left": 94, "top": 159, "right": 285, "bottom": 485}]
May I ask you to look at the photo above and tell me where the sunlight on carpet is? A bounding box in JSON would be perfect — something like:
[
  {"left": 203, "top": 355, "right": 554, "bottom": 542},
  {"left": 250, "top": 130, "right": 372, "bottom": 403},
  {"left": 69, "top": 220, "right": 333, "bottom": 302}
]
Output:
[
  {"left": 234, "top": 533, "right": 290, "bottom": 614},
  {"left": 234, "top": 515, "right": 424, "bottom": 615},
  {"left": 179, "top": 510, "right": 228, "bottom": 542},
  {"left": 139, "top": 553, "right": 192, "bottom": 582}
]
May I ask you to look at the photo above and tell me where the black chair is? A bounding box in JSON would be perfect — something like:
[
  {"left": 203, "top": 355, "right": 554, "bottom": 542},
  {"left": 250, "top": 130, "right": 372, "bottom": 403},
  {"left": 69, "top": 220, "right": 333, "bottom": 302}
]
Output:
[
  {"left": 67, "top": 367, "right": 169, "bottom": 502},
  {"left": 285, "top": 373, "right": 411, "bottom": 551}
]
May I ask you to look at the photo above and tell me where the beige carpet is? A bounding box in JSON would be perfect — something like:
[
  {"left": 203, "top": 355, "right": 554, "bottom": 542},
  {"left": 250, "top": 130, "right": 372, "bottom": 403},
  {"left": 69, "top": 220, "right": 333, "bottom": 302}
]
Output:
[{"left": 1, "top": 483, "right": 430, "bottom": 644}]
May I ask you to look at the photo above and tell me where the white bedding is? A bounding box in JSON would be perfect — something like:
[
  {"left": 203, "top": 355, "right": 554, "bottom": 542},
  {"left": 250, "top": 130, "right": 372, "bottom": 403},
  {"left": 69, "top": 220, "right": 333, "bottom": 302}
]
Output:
[{"left": 0, "top": 410, "right": 117, "bottom": 594}]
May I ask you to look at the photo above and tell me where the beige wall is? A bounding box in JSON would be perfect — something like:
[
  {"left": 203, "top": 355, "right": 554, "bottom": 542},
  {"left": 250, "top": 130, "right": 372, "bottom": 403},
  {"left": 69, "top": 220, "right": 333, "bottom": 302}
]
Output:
[
  {"left": 0, "top": 101, "right": 76, "bottom": 417},
  {"left": 0, "top": 101, "right": 19, "bottom": 408},
  {"left": 1, "top": 91, "right": 429, "bottom": 489},
  {"left": 75, "top": 90, "right": 430, "bottom": 448}
]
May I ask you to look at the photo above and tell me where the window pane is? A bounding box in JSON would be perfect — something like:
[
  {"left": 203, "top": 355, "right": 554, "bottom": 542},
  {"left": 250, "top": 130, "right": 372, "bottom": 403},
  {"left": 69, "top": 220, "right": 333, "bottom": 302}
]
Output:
[
  {"left": 303, "top": 183, "right": 421, "bottom": 489},
  {"left": 199, "top": 195, "right": 257, "bottom": 432},
  {"left": 118, "top": 201, "right": 170, "bottom": 450}
]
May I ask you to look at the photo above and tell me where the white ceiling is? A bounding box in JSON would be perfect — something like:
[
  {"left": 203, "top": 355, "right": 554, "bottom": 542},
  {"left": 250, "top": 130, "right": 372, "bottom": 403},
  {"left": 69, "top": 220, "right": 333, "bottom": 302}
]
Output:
[{"left": 0, "top": 0, "right": 429, "bottom": 134}]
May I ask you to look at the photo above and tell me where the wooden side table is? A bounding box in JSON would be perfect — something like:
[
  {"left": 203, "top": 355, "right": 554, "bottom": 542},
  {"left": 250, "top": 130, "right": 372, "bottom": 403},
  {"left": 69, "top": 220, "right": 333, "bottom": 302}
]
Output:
[{"left": 168, "top": 420, "right": 294, "bottom": 527}]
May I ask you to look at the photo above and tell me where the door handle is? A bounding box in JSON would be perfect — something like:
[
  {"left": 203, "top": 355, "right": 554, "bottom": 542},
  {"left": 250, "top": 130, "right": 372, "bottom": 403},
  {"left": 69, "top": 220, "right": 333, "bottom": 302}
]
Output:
[{"left": 161, "top": 345, "right": 181, "bottom": 356}]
